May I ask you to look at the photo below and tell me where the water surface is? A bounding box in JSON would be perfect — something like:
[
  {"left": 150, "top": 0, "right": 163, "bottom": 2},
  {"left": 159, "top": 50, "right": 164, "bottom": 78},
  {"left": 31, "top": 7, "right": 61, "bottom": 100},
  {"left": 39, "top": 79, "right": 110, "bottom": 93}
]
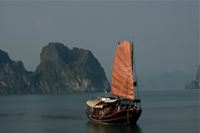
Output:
[{"left": 0, "top": 89, "right": 199, "bottom": 133}]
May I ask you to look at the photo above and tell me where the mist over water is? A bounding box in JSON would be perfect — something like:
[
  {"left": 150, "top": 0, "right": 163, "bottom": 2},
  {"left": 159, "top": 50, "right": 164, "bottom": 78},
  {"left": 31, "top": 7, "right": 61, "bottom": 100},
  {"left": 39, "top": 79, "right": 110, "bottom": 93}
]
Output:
[
  {"left": 0, "top": 1, "right": 199, "bottom": 133},
  {"left": 0, "top": 1, "right": 198, "bottom": 78},
  {"left": 0, "top": 89, "right": 198, "bottom": 133}
]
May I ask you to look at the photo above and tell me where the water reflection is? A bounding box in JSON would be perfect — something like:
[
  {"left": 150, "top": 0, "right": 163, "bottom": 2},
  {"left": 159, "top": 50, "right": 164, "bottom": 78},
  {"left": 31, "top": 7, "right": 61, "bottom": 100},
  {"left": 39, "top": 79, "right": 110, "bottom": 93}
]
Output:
[{"left": 87, "top": 122, "right": 142, "bottom": 133}]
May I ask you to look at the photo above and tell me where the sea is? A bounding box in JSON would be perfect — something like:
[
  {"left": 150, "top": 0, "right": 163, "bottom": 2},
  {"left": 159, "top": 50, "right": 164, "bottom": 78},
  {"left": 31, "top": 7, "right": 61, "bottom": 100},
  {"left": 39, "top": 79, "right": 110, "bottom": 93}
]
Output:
[{"left": 0, "top": 89, "right": 199, "bottom": 133}]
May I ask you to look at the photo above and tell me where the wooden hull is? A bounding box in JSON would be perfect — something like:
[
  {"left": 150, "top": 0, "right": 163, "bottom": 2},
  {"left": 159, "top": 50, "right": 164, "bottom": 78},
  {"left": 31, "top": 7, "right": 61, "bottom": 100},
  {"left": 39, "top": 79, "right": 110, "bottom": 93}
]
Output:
[{"left": 86, "top": 106, "right": 142, "bottom": 125}]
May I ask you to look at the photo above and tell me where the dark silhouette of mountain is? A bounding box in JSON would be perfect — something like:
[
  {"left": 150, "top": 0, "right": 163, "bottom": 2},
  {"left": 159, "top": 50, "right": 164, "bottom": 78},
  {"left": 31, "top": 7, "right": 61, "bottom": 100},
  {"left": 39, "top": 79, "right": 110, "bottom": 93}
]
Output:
[
  {"left": 185, "top": 65, "right": 200, "bottom": 89},
  {"left": 141, "top": 71, "right": 193, "bottom": 90},
  {"left": 0, "top": 49, "right": 11, "bottom": 62},
  {"left": 0, "top": 50, "right": 35, "bottom": 94},
  {"left": 0, "top": 42, "right": 108, "bottom": 95},
  {"left": 35, "top": 42, "right": 108, "bottom": 93}
]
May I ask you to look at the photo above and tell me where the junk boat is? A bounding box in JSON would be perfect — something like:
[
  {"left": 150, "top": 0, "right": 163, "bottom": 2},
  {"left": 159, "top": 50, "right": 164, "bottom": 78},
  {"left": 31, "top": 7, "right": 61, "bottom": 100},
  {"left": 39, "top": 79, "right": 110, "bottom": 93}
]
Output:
[{"left": 86, "top": 40, "right": 142, "bottom": 124}]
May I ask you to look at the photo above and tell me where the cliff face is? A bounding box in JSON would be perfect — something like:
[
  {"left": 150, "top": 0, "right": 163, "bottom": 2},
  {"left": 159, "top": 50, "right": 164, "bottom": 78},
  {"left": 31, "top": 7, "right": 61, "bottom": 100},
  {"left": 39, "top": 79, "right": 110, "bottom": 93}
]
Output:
[
  {"left": 0, "top": 50, "right": 34, "bottom": 94},
  {"left": 195, "top": 65, "right": 200, "bottom": 85},
  {"left": 0, "top": 43, "right": 108, "bottom": 94},
  {"left": 0, "top": 49, "right": 11, "bottom": 62},
  {"left": 185, "top": 65, "right": 200, "bottom": 89},
  {"left": 35, "top": 42, "right": 108, "bottom": 93}
]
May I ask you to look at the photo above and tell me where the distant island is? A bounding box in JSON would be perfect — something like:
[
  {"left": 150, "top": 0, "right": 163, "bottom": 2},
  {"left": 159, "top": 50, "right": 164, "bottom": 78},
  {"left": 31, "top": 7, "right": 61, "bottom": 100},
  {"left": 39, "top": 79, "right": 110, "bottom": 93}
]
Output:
[
  {"left": 185, "top": 65, "right": 200, "bottom": 89},
  {"left": 140, "top": 71, "right": 193, "bottom": 90},
  {"left": 0, "top": 42, "right": 109, "bottom": 95}
]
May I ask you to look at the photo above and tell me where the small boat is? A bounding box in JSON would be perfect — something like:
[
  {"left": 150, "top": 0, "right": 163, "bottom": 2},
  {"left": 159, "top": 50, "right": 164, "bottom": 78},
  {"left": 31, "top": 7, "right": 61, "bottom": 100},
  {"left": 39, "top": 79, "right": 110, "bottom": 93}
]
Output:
[{"left": 86, "top": 40, "right": 142, "bottom": 124}]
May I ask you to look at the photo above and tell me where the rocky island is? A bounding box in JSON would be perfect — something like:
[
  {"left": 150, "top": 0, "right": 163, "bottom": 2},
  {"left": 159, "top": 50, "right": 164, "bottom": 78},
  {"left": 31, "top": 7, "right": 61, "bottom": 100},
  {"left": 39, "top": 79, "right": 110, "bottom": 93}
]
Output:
[
  {"left": 0, "top": 42, "right": 108, "bottom": 95},
  {"left": 185, "top": 65, "right": 200, "bottom": 89}
]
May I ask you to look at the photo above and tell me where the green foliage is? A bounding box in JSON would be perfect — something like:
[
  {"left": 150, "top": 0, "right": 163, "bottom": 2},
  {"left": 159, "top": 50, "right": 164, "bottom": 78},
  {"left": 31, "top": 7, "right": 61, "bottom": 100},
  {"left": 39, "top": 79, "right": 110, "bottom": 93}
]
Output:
[{"left": 0, "top": 42, "right": 108, "bottom": 95}]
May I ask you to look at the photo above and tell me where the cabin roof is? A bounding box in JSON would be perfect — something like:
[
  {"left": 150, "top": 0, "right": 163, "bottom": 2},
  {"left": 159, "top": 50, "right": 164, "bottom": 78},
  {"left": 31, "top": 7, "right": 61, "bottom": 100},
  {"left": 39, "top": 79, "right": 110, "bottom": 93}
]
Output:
[{"left": 86, "top": 97, "right": 118, "bottom": 108}]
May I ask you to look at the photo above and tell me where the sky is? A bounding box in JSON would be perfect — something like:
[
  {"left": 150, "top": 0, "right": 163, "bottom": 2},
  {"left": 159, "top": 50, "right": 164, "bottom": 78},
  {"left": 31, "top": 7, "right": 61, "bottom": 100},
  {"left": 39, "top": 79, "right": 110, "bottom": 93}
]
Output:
[{"left": 0, "top": 0, "right": 199, "bottom": 80}]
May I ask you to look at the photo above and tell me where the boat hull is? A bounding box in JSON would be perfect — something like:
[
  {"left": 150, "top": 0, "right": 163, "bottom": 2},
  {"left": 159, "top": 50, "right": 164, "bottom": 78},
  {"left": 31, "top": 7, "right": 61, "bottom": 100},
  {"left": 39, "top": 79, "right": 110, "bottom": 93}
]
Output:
[{"left": 86, "top": 106, "right": 142, "bottom": 125}]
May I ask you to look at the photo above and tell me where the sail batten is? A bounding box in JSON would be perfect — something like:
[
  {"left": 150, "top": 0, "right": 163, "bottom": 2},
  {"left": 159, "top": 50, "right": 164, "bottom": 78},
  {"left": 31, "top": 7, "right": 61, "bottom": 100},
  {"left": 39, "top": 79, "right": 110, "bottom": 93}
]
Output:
[{"left": 111, "top": 40, "right": 135, "bottom": 100}]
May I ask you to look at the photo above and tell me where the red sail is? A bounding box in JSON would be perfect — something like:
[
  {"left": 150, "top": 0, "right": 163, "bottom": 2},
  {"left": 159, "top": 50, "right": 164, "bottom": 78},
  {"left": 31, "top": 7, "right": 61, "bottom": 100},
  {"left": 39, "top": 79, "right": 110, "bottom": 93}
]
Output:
[{"left": 111, "top": 40, "right": 135, "bottom": 100}]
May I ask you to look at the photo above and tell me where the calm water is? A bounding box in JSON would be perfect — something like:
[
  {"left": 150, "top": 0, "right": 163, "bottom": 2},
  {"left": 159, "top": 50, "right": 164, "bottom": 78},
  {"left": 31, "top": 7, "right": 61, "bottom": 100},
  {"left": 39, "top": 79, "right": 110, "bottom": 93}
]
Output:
[{"left": 0, "top": 89, "right": 199, "bottom": 133}]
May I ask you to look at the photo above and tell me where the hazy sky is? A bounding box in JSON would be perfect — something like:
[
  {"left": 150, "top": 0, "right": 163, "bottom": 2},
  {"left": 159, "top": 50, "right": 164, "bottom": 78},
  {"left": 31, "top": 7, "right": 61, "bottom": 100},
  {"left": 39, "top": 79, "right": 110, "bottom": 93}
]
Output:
[{"left": 0, "top": 1, "right": 199, "bottom": 80}]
